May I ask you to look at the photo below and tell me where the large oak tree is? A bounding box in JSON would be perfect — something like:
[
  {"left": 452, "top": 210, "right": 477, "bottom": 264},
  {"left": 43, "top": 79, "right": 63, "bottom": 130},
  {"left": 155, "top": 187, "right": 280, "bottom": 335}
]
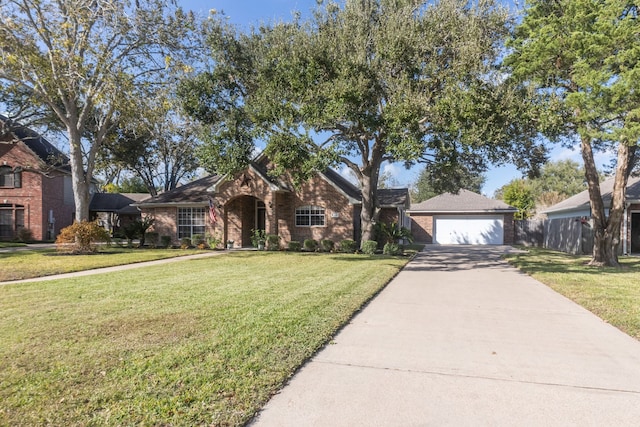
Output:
[
  {"left": 0, "top": 0, "right": 199, "bottom": 221},
  {"left": 181, "top": 0, "right": 547, "bottom": 243},
  {"left": 506, "top": 0, "right": 640, "bottom": 266}
]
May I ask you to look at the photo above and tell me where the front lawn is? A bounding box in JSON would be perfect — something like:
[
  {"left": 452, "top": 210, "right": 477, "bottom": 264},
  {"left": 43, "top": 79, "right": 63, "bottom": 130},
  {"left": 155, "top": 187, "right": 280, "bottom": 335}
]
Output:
[
  {"left": 0, "top": 242, "right": 27, "bottom": 248},
  {"left": 0, "top": 247, "right": 208, "bottom": 281},
  {"left": 505, "top": 248, "right": 640, "bottom": 341},
  {"left": 0, "top": 251, "right": 408, "bottom": 426}
]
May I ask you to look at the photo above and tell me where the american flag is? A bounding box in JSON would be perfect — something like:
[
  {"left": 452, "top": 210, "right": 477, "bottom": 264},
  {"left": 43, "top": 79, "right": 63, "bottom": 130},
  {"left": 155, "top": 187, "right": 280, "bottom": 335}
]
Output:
[{"left": 209, "top": 199, "right": 217, "bottom": 224}]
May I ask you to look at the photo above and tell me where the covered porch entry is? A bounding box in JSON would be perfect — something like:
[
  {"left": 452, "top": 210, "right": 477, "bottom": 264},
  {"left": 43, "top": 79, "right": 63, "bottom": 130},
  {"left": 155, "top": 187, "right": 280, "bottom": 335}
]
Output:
[{"left": 224, "top": 195, "right": 269, "bottom": 248}]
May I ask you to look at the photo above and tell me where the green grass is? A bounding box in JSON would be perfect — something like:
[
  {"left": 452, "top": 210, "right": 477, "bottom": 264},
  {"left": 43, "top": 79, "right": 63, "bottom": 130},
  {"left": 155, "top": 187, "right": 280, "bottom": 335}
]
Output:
[
  {"left": 506, "top": 247, "right": 640, "bottom": 341},
  {"left": 0, "top": 251, "right": 408, "bottom": 426},
  {"left": 0, "top": 247, "right": 208, "bottom": 281},
  {"left": 0, "top": 242, "right": 27, "bottom": 248}
]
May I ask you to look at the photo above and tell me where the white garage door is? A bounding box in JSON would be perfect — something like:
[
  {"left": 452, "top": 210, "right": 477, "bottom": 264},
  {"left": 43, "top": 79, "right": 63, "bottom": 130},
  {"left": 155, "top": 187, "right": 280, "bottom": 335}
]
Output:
[{"left": 434, "top": 215, "right": 504, "bottom": 245}]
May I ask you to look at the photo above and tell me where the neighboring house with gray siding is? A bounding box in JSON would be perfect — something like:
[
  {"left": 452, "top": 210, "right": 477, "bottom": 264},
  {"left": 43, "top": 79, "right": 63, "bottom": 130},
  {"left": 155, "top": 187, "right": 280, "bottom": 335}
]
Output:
[{"left": 543, "top": 176, "right": 640, "bottom": 255}]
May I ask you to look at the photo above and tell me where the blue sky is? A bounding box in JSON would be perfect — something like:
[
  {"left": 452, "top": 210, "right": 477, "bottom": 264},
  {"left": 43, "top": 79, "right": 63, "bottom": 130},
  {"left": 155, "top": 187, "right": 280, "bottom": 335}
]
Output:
[{"left": 180, "top": 0, "right": 610, "bottom": 196}]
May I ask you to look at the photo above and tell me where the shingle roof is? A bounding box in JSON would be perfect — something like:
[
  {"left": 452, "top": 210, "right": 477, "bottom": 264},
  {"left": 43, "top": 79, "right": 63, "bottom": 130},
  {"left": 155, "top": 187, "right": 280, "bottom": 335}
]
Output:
[
  {"left": 543, "top": 176, "right": 640, "bottom": 214},
  {"left": 133, "top": 159, "right": 408, "bottom": 208},
  {"left": 134, "top": 175, "right": 222, "bottom": 206},
  {"left": 89, "top": 193, "right": 150, "bottom": 214},
  {"left": 409, "top": 189, "right": 517, "bottom": 213},
  {"left": 377, "top": 188, "right": 409, "bottom": 208},
  {"left": 321, "top": 168, "right": 362, "bottom": 202},
  {"left": 0, "top": 114, "right": 69, "bottom": 168}
]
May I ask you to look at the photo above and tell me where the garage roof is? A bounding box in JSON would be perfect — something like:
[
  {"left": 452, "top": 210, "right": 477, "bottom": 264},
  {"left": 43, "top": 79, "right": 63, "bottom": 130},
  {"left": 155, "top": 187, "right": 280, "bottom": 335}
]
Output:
[{"left": 409, "top": 189, "right": 517, "bottom": 213}]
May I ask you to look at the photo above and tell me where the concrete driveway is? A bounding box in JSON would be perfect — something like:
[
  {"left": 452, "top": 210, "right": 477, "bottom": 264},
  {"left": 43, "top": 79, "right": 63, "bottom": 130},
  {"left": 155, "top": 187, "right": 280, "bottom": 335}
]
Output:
[{"left": 251, "top": 246, "right": 640, "bottom": 426}]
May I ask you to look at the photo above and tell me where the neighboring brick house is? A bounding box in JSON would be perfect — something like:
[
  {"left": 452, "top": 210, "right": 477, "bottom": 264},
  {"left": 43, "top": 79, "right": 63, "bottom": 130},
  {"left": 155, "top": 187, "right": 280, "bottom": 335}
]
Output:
[
  {"left": 0, "top": 115, "right": 75, "bottom": 241},
  {"left": 409, "top": 190, "right": 517, "bottom": 245},
  {"left": 135, "top": 156, "right": 410, "bottom": 248}
]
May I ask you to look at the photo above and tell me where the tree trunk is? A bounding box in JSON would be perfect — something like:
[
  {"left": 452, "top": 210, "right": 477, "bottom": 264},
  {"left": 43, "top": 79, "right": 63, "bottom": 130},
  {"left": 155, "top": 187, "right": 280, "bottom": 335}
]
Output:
[
  {"left": 68, "top": 128, "right": 91, "bottom": 222},
  {"left": 359, "top": 176, "right": 379, "bottom": 244},
  {"left": 586, "top": 136, "right": 633, "bottom": 267},
  {"left": 358, "top": 146, "right": 382, "bottom": 246}
]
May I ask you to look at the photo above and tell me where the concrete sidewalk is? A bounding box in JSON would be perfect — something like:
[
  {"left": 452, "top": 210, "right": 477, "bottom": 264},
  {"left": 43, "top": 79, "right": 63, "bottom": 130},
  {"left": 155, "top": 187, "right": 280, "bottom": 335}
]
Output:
[
  {"left": 1, "top": 251, "right": 223, "bottom": 285},
  {"left": 251, "top": 246, "right": 640, "bottom": 426}
]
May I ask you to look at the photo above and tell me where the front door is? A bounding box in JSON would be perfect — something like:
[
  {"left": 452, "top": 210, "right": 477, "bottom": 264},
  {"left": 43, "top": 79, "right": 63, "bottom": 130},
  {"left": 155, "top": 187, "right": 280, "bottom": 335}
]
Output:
[{"left": 631, "top": 213, "right": 640, "bottom": 254}]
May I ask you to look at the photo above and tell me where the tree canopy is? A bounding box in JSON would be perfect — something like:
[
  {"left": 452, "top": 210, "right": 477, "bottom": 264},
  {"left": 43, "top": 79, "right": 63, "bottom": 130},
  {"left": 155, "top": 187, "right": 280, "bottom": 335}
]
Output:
[
  {"left": 506, "top": 0, "right": 640, "bottom": 266},
  {"left": 180, "top": 0, "right": 547, "bottom": 243},
  {"left": 98, "top": 80, "right": 201, "bottom": 196},
  {"left": 0, "top": 0, "right": 199, "bottom": 221}
]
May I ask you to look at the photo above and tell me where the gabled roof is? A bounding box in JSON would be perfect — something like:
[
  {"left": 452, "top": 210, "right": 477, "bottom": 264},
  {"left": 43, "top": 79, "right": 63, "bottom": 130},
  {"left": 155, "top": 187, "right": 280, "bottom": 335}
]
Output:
[
  {"left": 134, "top": 174, "right": 222, "bottom": 206},
  {"left": 543, "top": 176, "right": 640, "bottom": 214},
  {"left": 409, "top": 189, "right": 517, "bottom": 213},
  {"left": 320, "top": 168, "right": 362, "bottom": 203},
  {"left": 378, "top": 188, "right": 410, "bottom": 208},
  {"left": 133, "top": 156, "right": 409, "bottom": 208},
  {"left": 90, "top": 193, "right": 150, "bottom": 214},
  {"left": 0, "top": 114, "right": 69, "bottom": 168}
]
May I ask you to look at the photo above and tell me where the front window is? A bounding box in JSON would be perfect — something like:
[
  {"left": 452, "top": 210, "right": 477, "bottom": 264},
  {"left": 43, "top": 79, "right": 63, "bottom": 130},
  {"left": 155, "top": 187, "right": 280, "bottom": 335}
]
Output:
[
  {"left": 295, "top": 206, "right": 325, "bottom": 227},
  {"left": 0, "top": 166, "right": 19, "bottom": 188},
  {"left": 178, "top": 207, "right": 206, "bottom": 239}
]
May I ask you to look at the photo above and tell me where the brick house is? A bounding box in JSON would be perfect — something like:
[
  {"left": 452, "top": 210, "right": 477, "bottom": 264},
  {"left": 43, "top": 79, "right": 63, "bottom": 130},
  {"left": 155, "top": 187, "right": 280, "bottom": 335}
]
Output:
[
  {"left": 409, "top": 190, "right": 517, "bottom": 245},
  {"left": 135, "top": 156, "right": 410, "bottom": 248},
  {"left": 0, "top": 115, "right": 75, "bottom": 241}
]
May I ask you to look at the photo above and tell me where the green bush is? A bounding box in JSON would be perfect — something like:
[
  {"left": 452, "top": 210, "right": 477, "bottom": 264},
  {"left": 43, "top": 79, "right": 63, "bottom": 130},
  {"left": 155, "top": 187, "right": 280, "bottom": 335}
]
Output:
[
  {"left": 288, "top": 241, "right": 302, "bottom": 252},
  {"left": 361, "top": 240, "right": 378, "bottom": 255},
  {"left": 320, "top": 239, "right": 334, "bottom": 252},
  {"left": 192, "top": 234, "right": 205, "bottom": 246},
  {"left": 251, "top": 229, "right": 266, "bottom": 248},
  {"left": 55, "top": 221, "right": 111, "bottom": 253},
  {"left": 145, "top": 232, "right": 159, "bottom": 248},
  {"left": 383, "top": 242, "right": 402, "bottom": 256},
  {"left": 206, "top": 232, "right": 222, "bottom": 249},
  {"left": 339, "top": 239, "right": 357, "bottom": 253},
  {"left": 16, "top": 227, "right": 33, "bottom": 243},
  {"left": 160, "top": 235, "right": 172, "bottom": 248},
  {"left": 266, "top": 234, "right": 280, "bottom": 251},
  {"left": 180, "top": 238, "right": 192, "bottom": 249},
  {"left": 303, "top": 239, "right": 317, "bottom": 252}
]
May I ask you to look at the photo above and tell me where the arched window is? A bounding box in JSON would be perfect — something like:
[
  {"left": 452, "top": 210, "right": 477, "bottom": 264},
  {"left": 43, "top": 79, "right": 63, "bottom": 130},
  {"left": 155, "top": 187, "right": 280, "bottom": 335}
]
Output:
[
  {"left": 295, "top": 206, "right": 325, "bottom": 227},
  {"left": 0, "top": 166, "right": 20, "bottom": 188}
]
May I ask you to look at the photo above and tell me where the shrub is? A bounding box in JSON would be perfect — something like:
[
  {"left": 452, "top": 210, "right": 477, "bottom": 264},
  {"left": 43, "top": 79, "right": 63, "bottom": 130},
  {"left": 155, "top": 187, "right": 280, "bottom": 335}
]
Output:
[
  {"left": 303, "top": 239, "right": 317, "bottom": 252},
  {"left": 160, "top": 235, "right": 172, "bottom": 248},
  {"left": 378, "top": 222, "right": 414, "bottom": 245},
  {"left": 339, "top": 239, "right": 357, "bottom": 253},
  {"left": 55, "top": 221, "right": 111, "bottom": 253},
  {"left": 288, "top": 241, "right": 302, "bottom": 252},
  {"left": 16, "top": 227, "right": 33, "bottom": 243},
  {"left": 383, "top": 242, "right": 402, "bottom": 256},
  {"left": 266, "top": 234, "right": 280, "bottom": 251},
  {"left": 251, "top": 229, "right": 266, "bottom": 248},
  {"left": 192, "top": 234, "right": 205, "bottom": 246},
  {"left": 361, "top": 240, "right": 377, "bottom": 255},
  {"left": 180, "top": 238, "right": 192, "bottom": 249},
  {"left": 206, "top": 232, "right": 222, "bottom": 249},
  {"left": 145, "top": 232, "right": 159, "bottom": 248},
  {"left": 320, "top": 239, "right": 334, "bottom": 252}
]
